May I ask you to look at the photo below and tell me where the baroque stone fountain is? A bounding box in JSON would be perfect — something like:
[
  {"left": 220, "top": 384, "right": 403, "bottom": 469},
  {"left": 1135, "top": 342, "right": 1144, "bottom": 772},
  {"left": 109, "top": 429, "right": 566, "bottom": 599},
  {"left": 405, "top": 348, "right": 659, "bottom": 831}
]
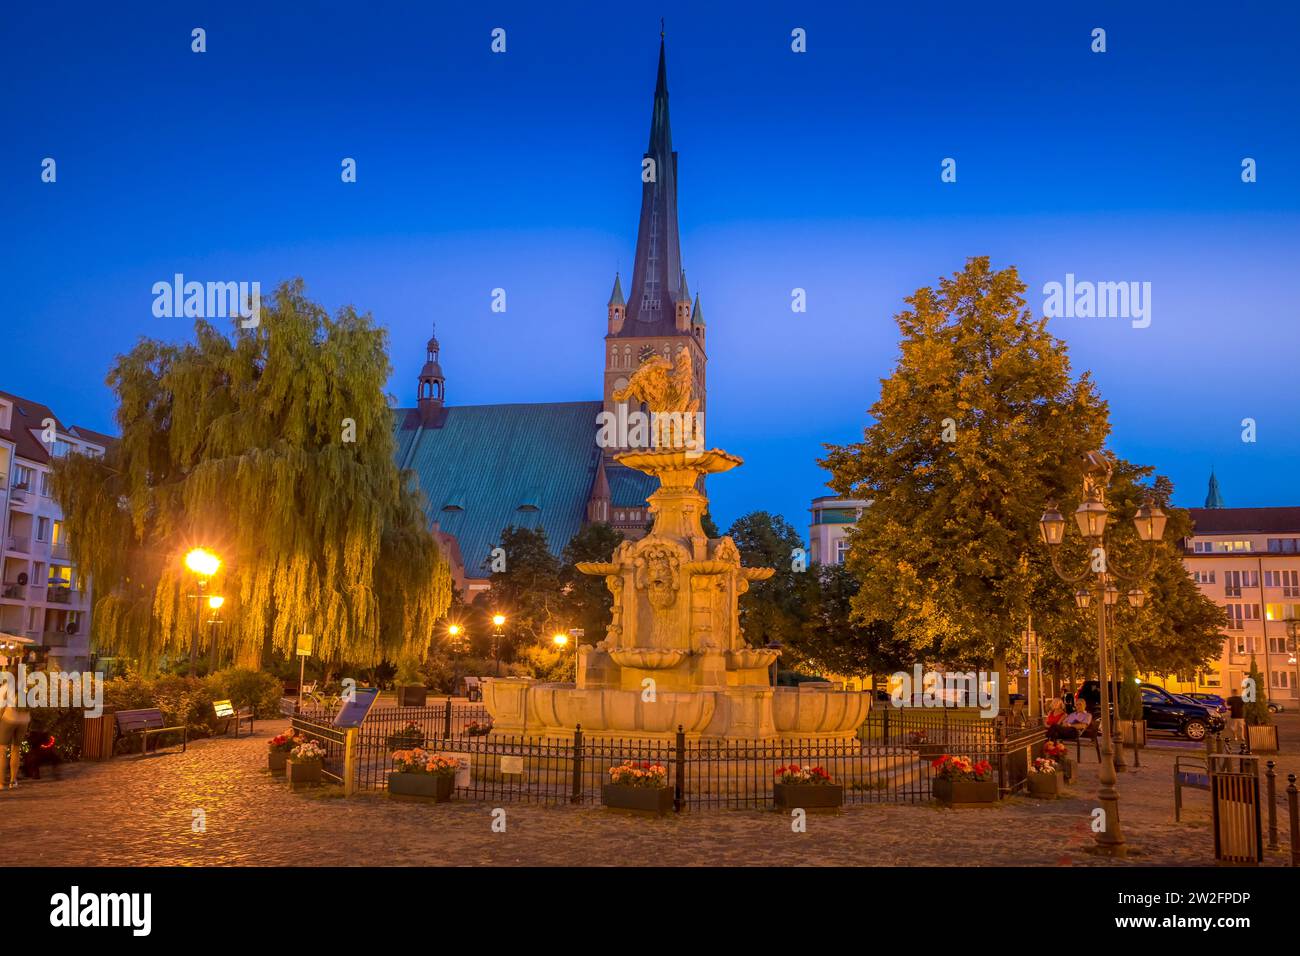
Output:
[{"left": 483, "top": 352, "right": 871, "bottom": 741}]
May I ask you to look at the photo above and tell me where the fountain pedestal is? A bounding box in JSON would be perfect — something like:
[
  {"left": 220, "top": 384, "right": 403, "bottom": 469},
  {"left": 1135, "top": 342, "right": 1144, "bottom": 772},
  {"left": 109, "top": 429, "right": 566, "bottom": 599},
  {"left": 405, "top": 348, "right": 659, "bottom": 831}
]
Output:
[{"left": 484, "top": 447, "right": 871, "bottom": 741}]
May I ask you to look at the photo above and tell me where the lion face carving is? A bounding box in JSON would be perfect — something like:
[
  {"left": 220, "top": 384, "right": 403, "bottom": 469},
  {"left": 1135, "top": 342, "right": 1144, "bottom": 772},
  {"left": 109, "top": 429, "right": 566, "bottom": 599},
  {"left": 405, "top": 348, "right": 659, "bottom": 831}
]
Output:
[{"left": 634, "top": 545, "right": 681, "bottom": 610}]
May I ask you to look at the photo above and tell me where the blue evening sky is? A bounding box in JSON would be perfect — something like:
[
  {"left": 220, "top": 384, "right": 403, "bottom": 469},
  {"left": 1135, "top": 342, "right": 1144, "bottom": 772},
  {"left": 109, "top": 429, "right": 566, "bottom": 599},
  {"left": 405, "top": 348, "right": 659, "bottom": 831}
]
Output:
[{"left": 3, "top": 1, "right": 1298, "bottom": 537}]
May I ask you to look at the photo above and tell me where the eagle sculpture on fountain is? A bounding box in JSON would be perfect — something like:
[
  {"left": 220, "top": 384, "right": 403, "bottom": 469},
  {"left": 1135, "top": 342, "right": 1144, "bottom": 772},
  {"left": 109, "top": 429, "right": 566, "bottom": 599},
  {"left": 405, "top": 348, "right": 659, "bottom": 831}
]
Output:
[{"left": 612, "top": 349, "right": 699, "bottom": 415}]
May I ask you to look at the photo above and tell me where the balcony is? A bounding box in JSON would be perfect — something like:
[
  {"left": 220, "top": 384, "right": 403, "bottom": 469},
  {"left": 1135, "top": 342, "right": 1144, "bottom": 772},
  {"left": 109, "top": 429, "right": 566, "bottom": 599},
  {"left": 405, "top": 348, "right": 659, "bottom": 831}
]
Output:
[
  {"left": 1, "top": 582, "right": 27, "bottom": 600},
  {"left": 8, "top": 484, "right": 29, "bottom": 504},
  {"left": 5, "top": 535, "right": 30, "bottom": 554},
  {"left": 41, "top": 630, "right": 70, "bottom": 648},
  {"left": 50, "top": 541, "right": 69, "bottom": 560},
  {"left": 47, "top": 585, "right": 74, "bottom": 605}
]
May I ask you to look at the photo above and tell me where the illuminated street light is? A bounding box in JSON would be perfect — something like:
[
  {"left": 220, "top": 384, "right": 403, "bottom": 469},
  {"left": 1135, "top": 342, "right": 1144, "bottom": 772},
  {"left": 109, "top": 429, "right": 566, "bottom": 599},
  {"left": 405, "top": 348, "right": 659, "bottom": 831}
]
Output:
[
  {"left": 184, "top": 548, "right": 221, "bottom": 579},
  {"left": 207, "top": 595, "right": 225, "bottom": 610}
]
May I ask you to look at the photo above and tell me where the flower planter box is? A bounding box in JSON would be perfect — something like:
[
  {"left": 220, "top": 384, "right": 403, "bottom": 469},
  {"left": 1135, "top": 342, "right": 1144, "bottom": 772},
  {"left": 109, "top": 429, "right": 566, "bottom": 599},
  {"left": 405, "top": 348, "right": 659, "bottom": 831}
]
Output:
[
  {"left": 388, "top": 771, "right": 454, "bottom": 802},
  {"left": 1027, "top": 771, "right": 1063, "bottom": 798},
  {"left": 1247, "top": 724, "right": 1279, "bottom": 754},
  {"left": 773, "top": 783, "right": 843, "bottom": 812},
  {"left": 286, "top": 758, "right": 322, "bottom": 790},
  {"left": 1118, "top": 719, "right": 1147, "bottom": 749},
  {"left": 932, "top": 777, "right": 997, "bottom": 807},
  {"left": 396, "top": 685, "right": 428, "bottom": 708},
  {"left": 602, "top": 783, "right": 674, "bottom": 816},
  {"left": 268, "top": 751, "right": 288, "bottom": 776}
]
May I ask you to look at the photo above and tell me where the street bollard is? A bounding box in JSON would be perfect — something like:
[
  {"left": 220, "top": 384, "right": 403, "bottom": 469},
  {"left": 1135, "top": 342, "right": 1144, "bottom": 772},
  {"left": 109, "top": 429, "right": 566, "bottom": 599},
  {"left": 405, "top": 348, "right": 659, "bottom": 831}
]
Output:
[
  {"left": 1288, "top": 774, "right": 1299, "bottom": 867},
  {"left": 1266, "top": 761, "right": 1277, "bottom": 850}
]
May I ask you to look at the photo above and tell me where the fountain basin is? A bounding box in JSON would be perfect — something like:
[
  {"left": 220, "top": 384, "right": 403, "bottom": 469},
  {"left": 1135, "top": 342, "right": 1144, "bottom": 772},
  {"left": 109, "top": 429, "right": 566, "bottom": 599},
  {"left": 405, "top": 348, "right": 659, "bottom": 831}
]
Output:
[
  {"left": 609, "top": 648, "right": 687, "bottom": 670},
  {"left": 726, "top": 647, "right": 781, "bottom": 670},
  {"left": 772, "top": 686, "right": 872, "bottom": 737}
]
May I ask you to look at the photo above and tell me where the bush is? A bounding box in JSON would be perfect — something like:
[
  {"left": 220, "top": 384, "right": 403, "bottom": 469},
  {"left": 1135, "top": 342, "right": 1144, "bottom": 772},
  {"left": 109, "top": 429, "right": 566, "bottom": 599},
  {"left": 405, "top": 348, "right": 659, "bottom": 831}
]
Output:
[
  {"left": 102, "top": 666, "right": 285, "bottom": 749},
  {"left": 1245, "top": 655, "right": 1271, "bottom": 726},
  {"left": 206, "top": 668, "right": 282, "bottom": 718}
]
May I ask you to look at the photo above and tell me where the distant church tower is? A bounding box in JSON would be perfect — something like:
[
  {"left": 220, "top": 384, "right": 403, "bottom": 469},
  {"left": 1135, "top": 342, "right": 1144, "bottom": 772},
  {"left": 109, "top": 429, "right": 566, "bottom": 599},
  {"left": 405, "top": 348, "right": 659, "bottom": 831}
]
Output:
[
  {"left": 417, "top": 326, "right": 446, "bottom": 426},
  {"left": 1205, "top": 469, "right": 1225, "bottom": 509},
  {"left": 601, "top": 37, "right": 707, "bottom": 460}
]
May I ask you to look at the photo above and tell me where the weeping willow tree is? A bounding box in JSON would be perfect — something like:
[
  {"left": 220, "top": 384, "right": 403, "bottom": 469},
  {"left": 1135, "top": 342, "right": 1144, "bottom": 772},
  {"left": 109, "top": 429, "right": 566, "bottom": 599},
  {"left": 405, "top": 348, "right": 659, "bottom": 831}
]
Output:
[{"left": 52, "top": 279, "right": 452, "bottom": 670}]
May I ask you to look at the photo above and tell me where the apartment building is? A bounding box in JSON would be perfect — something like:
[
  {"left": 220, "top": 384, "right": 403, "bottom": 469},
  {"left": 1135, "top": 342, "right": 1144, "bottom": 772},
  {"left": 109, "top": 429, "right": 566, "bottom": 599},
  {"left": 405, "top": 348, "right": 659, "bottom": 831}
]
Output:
[
  {"left": 0, "top": 390, "right": 110, "bottom": 670},
  {"left": 808, "top": 495, "right": 871, "bottom": 566},
  {"left": 1175, "top": 502, "right": 1300, "bottom": 706}
]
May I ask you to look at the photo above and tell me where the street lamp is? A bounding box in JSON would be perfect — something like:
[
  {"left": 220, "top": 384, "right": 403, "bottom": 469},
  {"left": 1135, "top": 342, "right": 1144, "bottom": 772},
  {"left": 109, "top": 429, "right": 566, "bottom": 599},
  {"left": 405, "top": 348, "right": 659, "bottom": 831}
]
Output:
[
  {"left": 447, "top": 623, "right": 468, "bottom": 696},
  {"left": 1040, "top": 457, "right": 1166, "bottom": 858},
  {"left": 491, "top": 614, "right": 506, "bottom": 676},
  {"left": 184, "top": 548, "right": 221, "bottom": 676}
]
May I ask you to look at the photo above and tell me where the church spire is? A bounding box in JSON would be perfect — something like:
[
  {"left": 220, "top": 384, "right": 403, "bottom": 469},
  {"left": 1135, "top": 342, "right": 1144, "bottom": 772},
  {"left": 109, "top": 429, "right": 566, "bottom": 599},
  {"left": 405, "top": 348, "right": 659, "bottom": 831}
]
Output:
[
  {"left": 623, "top": 35, "right": 683, "bottom": 336},
  {"left": 1205, "top": 469, "right": 1225, "bottom": 509}
]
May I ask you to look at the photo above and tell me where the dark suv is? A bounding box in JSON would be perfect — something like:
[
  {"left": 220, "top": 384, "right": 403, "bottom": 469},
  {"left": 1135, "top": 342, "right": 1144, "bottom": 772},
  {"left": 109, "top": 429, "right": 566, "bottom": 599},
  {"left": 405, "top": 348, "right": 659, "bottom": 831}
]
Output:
[{"left": 1076, "top": 680, "right": 1225, "bottom": 741}]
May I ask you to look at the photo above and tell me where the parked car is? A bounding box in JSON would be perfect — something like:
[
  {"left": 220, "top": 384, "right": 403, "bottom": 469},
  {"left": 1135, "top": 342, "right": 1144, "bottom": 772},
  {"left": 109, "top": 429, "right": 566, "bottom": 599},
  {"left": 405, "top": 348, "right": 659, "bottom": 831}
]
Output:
[
  {"left": 1180, "top": 692, "right": 1228, "bottom": 716},
  {"left": 1076, "top": 680, "right": 1225, "bottom": 741}
]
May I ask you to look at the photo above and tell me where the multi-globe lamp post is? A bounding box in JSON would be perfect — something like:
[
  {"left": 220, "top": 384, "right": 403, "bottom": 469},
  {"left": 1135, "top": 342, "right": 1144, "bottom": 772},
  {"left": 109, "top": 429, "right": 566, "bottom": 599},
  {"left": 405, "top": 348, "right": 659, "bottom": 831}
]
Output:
[{"left": 1040, "top": 468, "right": 1166, "bottom": 857}]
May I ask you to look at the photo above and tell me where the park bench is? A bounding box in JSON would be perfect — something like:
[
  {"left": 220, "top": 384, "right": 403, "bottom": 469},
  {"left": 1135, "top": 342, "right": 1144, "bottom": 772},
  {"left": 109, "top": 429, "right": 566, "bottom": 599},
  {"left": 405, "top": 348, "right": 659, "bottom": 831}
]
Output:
[
  {"left": 213, "top": 699, "right": 254, "bottom": 737},
  {"left": 1073, "top": 721, "right": 1101, "bottom": 762},
  {"left": 115, "top": 708, "right": 187, "bottom": 757},
  {"left": 1174, "top": 755, "right": 1211, "bottom": 821}
]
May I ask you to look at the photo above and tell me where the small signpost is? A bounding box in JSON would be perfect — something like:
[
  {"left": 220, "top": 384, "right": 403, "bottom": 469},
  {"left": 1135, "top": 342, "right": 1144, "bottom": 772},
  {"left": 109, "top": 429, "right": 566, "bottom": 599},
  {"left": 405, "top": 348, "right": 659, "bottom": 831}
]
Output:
[
  {"left": 332, "top": 687, "right": 379, "bottom": 729},
  {"left": 296, "top": 634, "right": 313, "bottom": 707}
]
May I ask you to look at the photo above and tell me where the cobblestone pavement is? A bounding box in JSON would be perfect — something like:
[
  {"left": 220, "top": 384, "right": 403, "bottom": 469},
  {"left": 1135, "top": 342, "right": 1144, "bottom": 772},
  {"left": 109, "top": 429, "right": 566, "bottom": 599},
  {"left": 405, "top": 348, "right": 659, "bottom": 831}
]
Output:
[{"left": 1, "top": 720, "right": 1295, "bottom": 866}]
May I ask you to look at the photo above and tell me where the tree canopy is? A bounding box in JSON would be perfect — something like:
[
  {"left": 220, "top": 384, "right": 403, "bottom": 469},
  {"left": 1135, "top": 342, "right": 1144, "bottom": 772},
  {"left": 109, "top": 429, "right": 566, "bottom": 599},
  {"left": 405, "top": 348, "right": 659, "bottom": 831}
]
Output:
[
  {"left": 52, "top": 279, "right": 452, "bottom": 669},
  {"left": 820, "top": 257, "right": 1222, "bottom": 677}
]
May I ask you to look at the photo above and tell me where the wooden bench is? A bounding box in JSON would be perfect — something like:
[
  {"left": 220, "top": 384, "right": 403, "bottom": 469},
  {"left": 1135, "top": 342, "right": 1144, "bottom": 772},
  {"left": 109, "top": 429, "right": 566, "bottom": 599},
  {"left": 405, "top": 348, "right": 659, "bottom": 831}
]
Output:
[
  {"left": 213, "top": 700, "right": 254, "bottom": 737},
  {"left": 115, "top": 708, "right": 187, "bottom": 757},
  {"left": 1174, "top": 755, "right": 1211, "bottom": 821}
]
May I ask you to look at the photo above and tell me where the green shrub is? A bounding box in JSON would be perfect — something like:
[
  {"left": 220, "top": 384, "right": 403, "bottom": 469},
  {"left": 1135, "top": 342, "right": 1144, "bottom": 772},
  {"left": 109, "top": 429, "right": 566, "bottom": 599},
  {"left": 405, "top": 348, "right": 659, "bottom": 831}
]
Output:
[{"left": 1245, "top": 655, "right": 1271, "bottom": 726}]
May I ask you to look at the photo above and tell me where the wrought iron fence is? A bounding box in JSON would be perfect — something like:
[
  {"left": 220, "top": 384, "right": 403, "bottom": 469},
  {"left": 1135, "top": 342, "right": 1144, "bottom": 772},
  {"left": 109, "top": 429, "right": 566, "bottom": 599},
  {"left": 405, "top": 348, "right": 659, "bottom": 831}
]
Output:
[{"left": 334, "top": 709, "right": 1045, "bottom": 810}]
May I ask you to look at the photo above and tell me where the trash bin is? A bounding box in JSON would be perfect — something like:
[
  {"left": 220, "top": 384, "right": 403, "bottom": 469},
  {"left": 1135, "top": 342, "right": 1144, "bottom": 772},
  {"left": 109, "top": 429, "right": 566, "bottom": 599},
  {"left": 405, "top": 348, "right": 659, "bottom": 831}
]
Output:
[
  {"left": 82, "top": 708, "right": 116, "bottom": 761},
  {"left": 1210, "top": 754, "right": 1262, "bottom": 864}
]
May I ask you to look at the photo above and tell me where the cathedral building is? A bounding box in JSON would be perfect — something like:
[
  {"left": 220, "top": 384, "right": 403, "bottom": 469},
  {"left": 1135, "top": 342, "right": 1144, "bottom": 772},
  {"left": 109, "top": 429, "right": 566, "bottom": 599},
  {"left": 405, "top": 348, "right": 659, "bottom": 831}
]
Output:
[{"left": 394, "top": 39, "right": 707, "bottom": 601}]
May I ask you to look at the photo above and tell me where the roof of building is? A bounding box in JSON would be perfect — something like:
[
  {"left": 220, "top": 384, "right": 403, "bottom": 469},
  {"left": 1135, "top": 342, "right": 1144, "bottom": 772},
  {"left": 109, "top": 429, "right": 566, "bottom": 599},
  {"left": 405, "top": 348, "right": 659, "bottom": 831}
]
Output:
[
  {"left": 0, "top": 390, "right": 112, "bottom": 466},
  {"left": 1187, "top": 507, "right": 1300, "bottom": 536},
  {"left": 1205, "top": 469, "right": 1225, "bottom": 509},
  {"left": 394, "top": 401, "right": 604, "bottom": 578},
  {"left": 606, "top": 463, "right": 659, "bottom": 508},
  {"left": 622, "top": 38, "right": 685, "bottom": 337}
]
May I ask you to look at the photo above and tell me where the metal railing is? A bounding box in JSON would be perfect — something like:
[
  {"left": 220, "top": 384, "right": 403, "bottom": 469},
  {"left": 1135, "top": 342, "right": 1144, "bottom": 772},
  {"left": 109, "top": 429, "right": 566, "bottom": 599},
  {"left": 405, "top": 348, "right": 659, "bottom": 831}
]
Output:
[
  {"left": 327, "top": 709, "right": 1044, "bottom": 810},
  {"left": 5, "top": 535, "right": 30, "bottom": 554}
]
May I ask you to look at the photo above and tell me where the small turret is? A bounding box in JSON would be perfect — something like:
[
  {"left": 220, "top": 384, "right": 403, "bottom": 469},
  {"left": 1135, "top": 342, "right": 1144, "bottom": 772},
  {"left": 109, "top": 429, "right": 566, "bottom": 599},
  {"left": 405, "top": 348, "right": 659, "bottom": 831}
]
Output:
[
  {"left": 417, "top": 325, "right": 445, "bottom": 425},
  {"left": 675, "top": 271, "right": 691, "bottom": 332},
  {"left": 608, "top": 273, "right": 626, "bottom": 334}
]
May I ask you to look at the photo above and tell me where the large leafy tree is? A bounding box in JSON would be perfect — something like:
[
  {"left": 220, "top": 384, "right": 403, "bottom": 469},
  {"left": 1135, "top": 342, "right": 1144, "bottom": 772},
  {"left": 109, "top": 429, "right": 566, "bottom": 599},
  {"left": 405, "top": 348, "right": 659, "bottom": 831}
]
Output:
[
  {"left": 484, "top": 526, "right": 564, "bottom": 648},
  {"left": 560, "top": 522, "right": 624, "bottom": 645},
  {"left": 726, "top": 511, "right": 807, "bottom": 647},
  {"left": 820, "top": 257, "right": 1110, "bottom": 675},
  {"left": 789, "top": 562, "right": 916, "bottom": 680},
  {"left": 52, "top": 279, "right": 452, "bottom": 669},
  {"left": 820, "top": 257, "right": 1223, "bottom": 690}
]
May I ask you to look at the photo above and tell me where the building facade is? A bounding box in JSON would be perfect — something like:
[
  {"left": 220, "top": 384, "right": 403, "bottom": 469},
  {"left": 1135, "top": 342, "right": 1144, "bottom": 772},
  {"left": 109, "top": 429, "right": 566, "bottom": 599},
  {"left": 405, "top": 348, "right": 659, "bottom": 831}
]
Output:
[
  {"left": 1171, "top": 492, "right": 1300, "bottom": 706},
  {"left": 395, "top": 39, "right": 708, "bottom": 599},
  {"left": 808, "top": 495, "right": 869, "bottom": 566},
  {"left": 0, "top": 390, "right": 109, "bottom": 670}
]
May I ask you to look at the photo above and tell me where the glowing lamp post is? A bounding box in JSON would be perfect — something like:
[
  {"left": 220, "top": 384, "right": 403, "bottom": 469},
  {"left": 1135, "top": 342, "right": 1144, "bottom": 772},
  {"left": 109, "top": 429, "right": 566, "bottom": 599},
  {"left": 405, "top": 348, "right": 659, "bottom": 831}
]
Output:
[
  {"left": 1039, "top": 455, "right": 1166, "bottom": 858},
  {"left": 184, "top": 548, "right": 221, "bottom": 676},
  {"left": 491, "top": 614, "right": 506, "bottom": 676}
]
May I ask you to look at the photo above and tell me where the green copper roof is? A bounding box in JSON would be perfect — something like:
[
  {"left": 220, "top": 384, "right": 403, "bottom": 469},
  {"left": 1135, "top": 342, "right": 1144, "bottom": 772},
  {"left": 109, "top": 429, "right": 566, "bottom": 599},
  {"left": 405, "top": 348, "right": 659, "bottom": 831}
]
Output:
[
  {"left": 606, "top": 464, "right": 659, "bottom": 508},
  {"left": 394, "top": 401, "right": 603, "bottom": 576}
]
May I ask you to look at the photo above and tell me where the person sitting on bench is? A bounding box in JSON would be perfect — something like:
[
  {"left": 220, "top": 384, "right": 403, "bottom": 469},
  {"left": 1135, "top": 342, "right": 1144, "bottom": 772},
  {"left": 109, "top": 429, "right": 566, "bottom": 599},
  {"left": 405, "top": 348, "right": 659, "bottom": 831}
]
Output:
[
  {"left": 1048, "top": 697, "right": 1093, "bottom": 740},
  {"left": 1044, "top": 698, "right": 1067, "bottom": 731}
]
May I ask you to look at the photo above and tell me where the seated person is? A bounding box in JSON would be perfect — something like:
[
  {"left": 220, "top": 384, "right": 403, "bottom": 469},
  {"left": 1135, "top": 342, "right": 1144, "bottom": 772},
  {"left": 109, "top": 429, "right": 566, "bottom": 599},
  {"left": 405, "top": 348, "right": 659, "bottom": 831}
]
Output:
[
  {"left": 1048, "top": 698, "right": 1094, "bottom": 740},
  {"left": 1044, "top": 698, "right": 1067, "bottom": 729}
]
